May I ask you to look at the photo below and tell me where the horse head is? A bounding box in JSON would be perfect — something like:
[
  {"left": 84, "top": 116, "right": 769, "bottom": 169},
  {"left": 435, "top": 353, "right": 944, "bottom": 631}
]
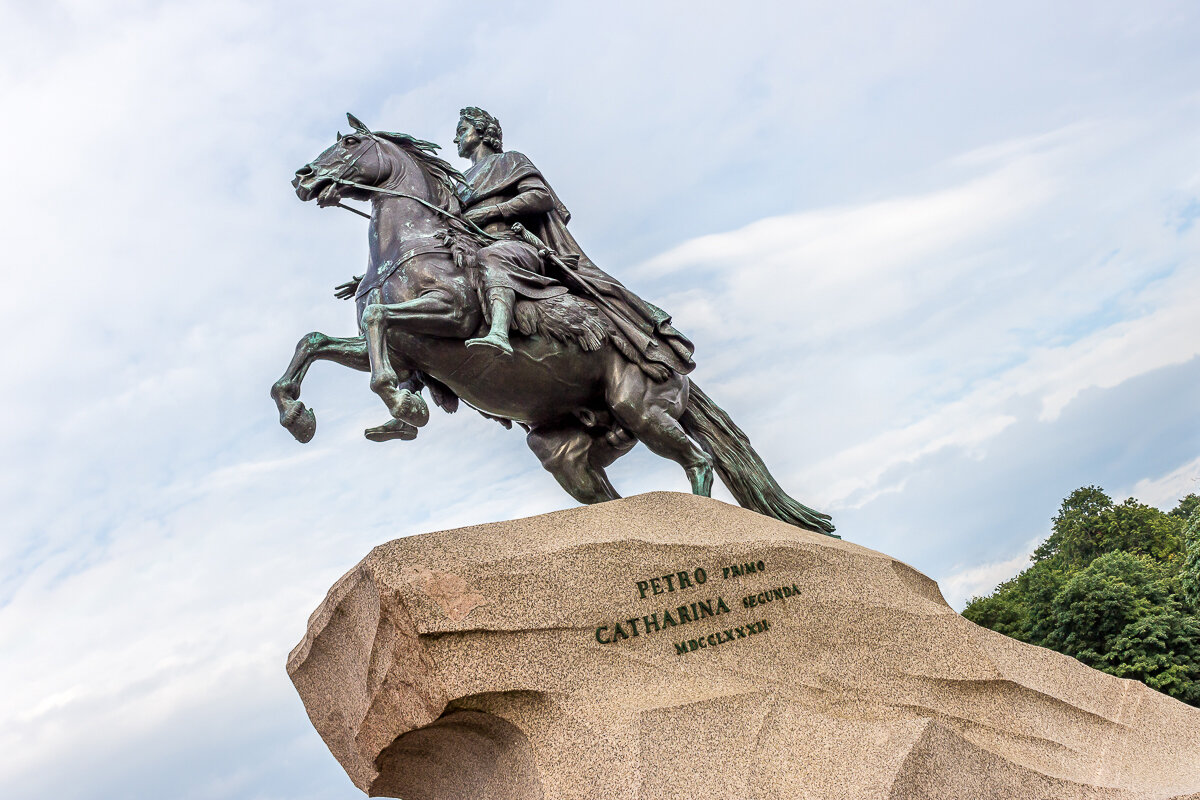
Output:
[{"left": 293, "top": 113, "right": 464, "bottom": 212}]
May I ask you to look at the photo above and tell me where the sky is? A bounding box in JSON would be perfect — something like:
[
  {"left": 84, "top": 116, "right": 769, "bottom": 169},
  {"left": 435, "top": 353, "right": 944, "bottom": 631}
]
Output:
[{"left": 1, "top": 1, "right": 1198, "bottom": 798}]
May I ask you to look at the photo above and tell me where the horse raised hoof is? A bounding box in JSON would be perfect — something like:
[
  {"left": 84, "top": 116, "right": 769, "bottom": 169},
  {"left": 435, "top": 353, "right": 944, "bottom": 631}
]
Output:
[
  {"left": 281, "top": 402, "right": 317, "bottom": 443},
  {"left": 365, "top": 419, "right": 419, "bottom": 442}
]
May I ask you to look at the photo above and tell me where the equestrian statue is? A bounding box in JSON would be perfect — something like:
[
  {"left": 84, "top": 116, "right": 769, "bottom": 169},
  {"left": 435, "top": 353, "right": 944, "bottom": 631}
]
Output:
[{"left": 272, "top": 108, "right": 836, "bottom": 535}]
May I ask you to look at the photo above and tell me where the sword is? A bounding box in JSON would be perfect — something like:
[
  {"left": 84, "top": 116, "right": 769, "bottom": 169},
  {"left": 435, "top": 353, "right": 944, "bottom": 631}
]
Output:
[
  {"left": 509, "top": 223, "right": 610, "bottom": 309},
  {"left": 509, "top": 223, "right": 662, "bottom": 357},
  {"left": 509, "top": 223, "right": 557, "bottom": 262}
]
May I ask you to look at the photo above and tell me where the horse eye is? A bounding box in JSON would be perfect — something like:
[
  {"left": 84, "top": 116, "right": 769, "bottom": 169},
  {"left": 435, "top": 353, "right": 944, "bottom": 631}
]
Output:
[{"left": 343, "top": 136, "right": 358, "bottom": 146}]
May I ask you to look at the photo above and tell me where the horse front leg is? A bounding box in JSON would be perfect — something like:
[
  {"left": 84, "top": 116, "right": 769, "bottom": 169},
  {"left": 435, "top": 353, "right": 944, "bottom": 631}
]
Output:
[
  {"left": 361, "top": 290, "right": 469, "bottom": 426},
  {"left": 271, "top": 332, "right": 369, "bottom": 443}
]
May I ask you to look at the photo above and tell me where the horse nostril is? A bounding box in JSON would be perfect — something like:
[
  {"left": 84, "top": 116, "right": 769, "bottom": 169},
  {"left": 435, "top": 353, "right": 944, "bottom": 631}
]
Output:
[{"left": 292, "top": 165, "right": 314, "bottom": 188}]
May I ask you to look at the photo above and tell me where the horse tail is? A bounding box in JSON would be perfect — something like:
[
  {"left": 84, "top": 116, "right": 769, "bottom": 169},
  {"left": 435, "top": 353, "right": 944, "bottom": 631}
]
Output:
[{"left": 680, "top": 382, "right": 838, "bottom": 537}]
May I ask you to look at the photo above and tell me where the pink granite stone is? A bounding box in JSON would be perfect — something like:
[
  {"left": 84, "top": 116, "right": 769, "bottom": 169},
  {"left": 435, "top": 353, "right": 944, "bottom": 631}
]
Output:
[{"left": 288, "top": 492, "right": 1200, "bottom": 799}]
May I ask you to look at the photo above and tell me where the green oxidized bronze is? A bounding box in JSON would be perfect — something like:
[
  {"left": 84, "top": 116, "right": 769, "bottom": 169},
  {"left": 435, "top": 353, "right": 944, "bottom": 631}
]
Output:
[{"left": 273, "top": 109, "right": 835, "bottom": 535}]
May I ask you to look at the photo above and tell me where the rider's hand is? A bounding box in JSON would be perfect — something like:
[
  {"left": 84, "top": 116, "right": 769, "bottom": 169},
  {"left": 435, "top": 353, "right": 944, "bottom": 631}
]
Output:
[
  {"left": 334, "top": 275, "right": 363, "bottom": 300},
  {"left": 464, "top": 205, "right": 498, "bottom": 225}
]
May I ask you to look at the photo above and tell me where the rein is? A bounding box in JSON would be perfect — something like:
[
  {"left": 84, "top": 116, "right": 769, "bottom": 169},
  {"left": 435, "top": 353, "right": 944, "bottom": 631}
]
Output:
[
  {"left": 333, "top": 177, "right": 482, "bottom": 228},
  {"left": 329, "top": 135, "right": 499, "bottom": 242}
]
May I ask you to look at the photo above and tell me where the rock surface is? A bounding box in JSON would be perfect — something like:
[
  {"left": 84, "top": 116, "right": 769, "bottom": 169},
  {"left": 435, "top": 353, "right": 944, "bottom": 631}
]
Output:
[{"left": 288, "top": 492, "right": 1200, "bottom": 799}]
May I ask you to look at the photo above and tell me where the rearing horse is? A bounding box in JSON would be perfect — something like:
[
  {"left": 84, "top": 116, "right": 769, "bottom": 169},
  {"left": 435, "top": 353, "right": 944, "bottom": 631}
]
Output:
[{"left": 273, "top": 114, "right": 835, "bottom": 535}]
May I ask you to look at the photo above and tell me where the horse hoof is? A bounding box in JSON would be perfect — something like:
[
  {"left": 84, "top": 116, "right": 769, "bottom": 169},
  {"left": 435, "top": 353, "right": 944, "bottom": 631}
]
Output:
[
  {"left": 365, "top": 419, "right": 418, "bottom": 442},
  {"left": 394, "top": 389, "right": 430, "bottom": 427},
  {"left": 286, "top": 406, "right": 317, "bottom": 443}
]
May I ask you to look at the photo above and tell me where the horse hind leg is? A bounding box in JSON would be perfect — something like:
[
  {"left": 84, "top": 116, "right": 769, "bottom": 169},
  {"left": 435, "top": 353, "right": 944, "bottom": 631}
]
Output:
[
  {"left": 271, "top": 332, "right": 370, "bottom": 442},
  {"left": 606, "top": 365, "right": 714, "bottom": 497},
  {"left": 527, "top": 423, "right": 621, "bottom": 505}
]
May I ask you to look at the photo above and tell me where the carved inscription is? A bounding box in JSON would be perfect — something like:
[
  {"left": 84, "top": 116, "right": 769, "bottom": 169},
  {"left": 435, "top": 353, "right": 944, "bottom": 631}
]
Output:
[
  {"left": 743, "top": 583, "right": 802, "bottom": 609},
  {"left": 722, "top": 560, "right": 765, "bottom": 579},
  {"left": 675, "top": 619, "right": 770, "bottom": 655},
  {"left": 594, "top": 555, "right": 794, "bottom": 655},
  {"left": 594, "top": 596, "right": 731, "bottom": 643},
  {"left": 635, "top": 567, "right": 707, "bottom": 599}
]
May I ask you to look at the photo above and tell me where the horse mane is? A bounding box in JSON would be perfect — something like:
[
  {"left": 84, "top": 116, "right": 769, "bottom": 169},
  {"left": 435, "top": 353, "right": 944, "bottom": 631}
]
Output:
[{"left": 374, "top": 131, "right": 465, "bottom": 212}]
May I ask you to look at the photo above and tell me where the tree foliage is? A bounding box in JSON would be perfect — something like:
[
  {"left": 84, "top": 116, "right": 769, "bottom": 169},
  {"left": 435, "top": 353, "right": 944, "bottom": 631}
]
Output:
[
  {"left": 1183, "top": 500, "right": 1200, "bottom": 612},
  {"left": 964, "top": 489, "right": 1200, "bottom": 707}
]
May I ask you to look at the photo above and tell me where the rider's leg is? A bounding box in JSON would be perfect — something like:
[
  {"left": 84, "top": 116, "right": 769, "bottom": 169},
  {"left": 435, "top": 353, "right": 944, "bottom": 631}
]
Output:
[
  {"left": 466, "top": 287, "right": 516, "bottom": 356},
  {"left": 271, "top": 333, "right": 370, "bottom": 443},
  {"left": 463, "top": 240, "right": 561, "bottom": 356},
  {"left": 606, "top": 364, "right": 714, "bottom": 497}
]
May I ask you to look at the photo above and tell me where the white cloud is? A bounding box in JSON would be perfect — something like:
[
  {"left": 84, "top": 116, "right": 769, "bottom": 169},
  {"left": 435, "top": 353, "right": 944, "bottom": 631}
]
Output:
[
  {"left": 939, "top": 538, "right": 1040, "bottom": 610},
  {"left": 798, "top": 263, "right": 1200, "bottom": 508},
  {"left": 1121, "top": 456, "right": 1200, "bottom": 510},
  {"left": 639, "top": 114, "right": 1200, "bottom": 511}
]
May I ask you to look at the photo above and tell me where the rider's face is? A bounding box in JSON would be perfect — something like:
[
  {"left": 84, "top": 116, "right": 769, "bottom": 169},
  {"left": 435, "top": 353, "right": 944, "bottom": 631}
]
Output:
[{"left": 454, "top": 120, "right": 480, "bottom": 158}]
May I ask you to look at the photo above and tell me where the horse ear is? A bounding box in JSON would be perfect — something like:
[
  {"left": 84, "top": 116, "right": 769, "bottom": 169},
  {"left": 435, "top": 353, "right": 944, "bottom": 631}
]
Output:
[
  {"left": 336, "top": 131, "right": 343, "bottom": 140},
  {"left": 346, "top": 113, "right": 370, "bottom": 134}
]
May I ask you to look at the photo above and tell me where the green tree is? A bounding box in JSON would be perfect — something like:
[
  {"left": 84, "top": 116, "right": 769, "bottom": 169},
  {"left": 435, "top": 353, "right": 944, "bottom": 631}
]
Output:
[
  {"left": 1182, "top": 506, "right": 1200, "bottom": 612},
  {"left": 964, "top": 485, "right": 1200, "bottom": 707},
  {"left": 962, "top": 555, "right": 1071, "bottom": 645},
  {"left": 1107, "top": 607, "right": 1200, "bottom": 705},
  {"left": 1100, "top": 498, "right": 1184, "bottom": 565},
  {"left": 1016, "top": 556, "right": 1071, "bottom": 645},
  {"left": 1044, "top": 551, "right": 1169, "bottom": 667},
  {"left": 1033, "top": 486, "right": 1112, "bottom": 564},
  {"left": 962, "top": 581, "right": 1026, "bottom": 640},
  {"left": 1170, "top": 493, "right": 1200, "bottom": 520},
  {"left": 1033, "top": 487, "right": 1182, "bottom": 570}
]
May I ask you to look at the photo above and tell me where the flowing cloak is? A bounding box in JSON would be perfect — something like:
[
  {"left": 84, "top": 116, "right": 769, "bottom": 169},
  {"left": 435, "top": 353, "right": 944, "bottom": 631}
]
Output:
[{"left": 458, "top": 151, "right": 696, "bottom": 376}]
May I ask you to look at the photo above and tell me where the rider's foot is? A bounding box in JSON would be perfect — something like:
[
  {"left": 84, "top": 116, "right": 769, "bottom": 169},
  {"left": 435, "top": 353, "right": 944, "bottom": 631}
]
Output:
[
  {"left": 465, "top": 332, "right": 514, "bottom": 356},
  {"left": 364, "top": 419, "right": 419, "bottom": 442}
]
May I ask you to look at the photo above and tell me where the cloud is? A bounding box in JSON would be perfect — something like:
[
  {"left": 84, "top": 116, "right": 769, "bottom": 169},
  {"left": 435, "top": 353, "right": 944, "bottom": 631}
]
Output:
[
  {"left": 799, "top": 262, "right": 1200, "bottom": 510},
  {"left": 930, "top": 392, "right": 1200, "bottom": 611},
  {"left": 1122, "top": 455, "right": 1200, "bottom": 510},
  {"left": 636, "top": 112, "right": 1200, "bottom": 514},
  {"left": 940, "top": 538, "right": 1039, "bottom": 610},
  {"left": 839, "top": 357, "right": 1200, "bottom": 605}
]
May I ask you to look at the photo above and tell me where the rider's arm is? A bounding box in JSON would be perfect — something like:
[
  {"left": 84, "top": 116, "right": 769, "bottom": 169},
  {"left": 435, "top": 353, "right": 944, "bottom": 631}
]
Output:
[{"left": 492, "top": 175, "right": 553, "bottom": 219}]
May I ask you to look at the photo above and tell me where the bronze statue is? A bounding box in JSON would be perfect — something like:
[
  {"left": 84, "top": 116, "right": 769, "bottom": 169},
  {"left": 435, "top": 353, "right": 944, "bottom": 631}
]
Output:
[
  {"left": 452, "top": 106, "right": 694, "bottom": 372},
  {"left": 273, "top": 110, "right": 835, "bottom": 535}
]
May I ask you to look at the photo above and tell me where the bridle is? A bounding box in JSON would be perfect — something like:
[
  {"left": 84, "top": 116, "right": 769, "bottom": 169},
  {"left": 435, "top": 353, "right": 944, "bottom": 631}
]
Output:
[{"left": 325, "top": 133, "right": 497, "bottom": 241}]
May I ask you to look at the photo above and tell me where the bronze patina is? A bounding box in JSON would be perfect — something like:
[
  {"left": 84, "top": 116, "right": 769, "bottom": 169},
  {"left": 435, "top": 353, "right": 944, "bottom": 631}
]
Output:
[{"left": 273, "top": 110, "right": 835, "bottom": 535}]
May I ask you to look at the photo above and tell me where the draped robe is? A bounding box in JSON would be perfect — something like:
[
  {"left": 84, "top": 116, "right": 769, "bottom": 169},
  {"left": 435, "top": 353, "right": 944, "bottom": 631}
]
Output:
[{"left": 457, "top": 151, "right": 695, "bottom": 377}]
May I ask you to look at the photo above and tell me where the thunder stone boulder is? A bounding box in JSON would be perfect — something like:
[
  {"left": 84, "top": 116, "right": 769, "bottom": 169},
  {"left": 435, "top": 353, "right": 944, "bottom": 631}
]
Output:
[{"left": 287, "top": 492, "right": 1200, "bottom": 799}]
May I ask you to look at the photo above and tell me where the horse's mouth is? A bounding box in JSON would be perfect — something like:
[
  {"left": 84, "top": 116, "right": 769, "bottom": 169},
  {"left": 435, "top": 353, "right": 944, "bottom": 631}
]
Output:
[
  {"left": 293, "top": 174, "right": 340, "bottom": 206},
  {"left": 315, "top": 181, "right": 342, "bottom": 208}
]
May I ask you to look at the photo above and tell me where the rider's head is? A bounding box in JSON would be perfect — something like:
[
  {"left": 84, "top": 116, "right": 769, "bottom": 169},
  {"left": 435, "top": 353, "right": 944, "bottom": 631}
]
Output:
[{"left": 458, "top": 107, "right": 503, "bottom": 152}]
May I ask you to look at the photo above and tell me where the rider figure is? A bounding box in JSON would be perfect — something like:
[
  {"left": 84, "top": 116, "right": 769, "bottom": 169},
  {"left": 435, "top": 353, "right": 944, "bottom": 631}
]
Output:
[
  {"left": 454, "top": 106, "right": 696, "bottom": 377},
  {"left": 455, "top": 107, "right": 568, "bottom": 355}
]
